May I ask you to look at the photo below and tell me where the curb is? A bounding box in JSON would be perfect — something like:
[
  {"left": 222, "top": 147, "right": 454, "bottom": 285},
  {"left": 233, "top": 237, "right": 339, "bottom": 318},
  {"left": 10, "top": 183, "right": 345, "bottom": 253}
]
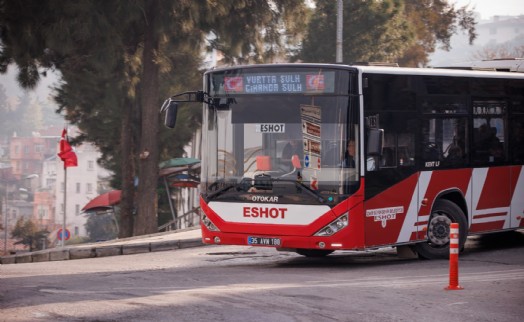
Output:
[{"left": 0, "top": 236, "right": 205, "bottom": 265}]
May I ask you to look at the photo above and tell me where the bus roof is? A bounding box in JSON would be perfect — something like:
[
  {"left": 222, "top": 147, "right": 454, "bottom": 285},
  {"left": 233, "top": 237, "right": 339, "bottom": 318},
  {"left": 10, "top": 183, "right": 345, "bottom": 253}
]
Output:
[
  {"left": 207, "top": 62, "right": 524, "bottom": 80},
  {"left": 434, "top": 58, "right": 524, "bottom": 73}
]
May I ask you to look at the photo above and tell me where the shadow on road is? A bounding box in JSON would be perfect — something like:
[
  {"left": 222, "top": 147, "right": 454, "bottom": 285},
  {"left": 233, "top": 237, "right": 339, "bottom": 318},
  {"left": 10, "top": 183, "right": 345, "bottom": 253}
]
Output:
[{"left": 465, "top": 230, "right": 524, "bottom": 254}]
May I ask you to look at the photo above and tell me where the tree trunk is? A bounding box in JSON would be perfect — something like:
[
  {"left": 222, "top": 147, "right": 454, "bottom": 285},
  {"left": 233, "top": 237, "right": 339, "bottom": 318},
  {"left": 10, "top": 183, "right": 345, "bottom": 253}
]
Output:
[
  {"left": 134, "top": 0, "right": 160, "bottom": 236},
  {"left": 118, "top": 96, "right": 136, "bottom": 238}
]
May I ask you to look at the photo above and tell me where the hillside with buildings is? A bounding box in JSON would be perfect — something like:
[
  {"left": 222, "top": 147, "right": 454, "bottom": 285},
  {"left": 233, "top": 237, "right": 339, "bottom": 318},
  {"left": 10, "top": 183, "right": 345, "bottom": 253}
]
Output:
[{"left": 1, "top": 122, "right": 112, "bottom": 254}]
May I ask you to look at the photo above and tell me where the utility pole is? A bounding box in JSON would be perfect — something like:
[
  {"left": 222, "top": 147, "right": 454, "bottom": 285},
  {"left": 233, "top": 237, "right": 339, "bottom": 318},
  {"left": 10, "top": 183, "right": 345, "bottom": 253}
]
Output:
[
  {"left": 3, "top": 184, "right": 7, "bottom": 254},
  {"left": 336, "top": 0, "right": 343, "bottom": 63}
]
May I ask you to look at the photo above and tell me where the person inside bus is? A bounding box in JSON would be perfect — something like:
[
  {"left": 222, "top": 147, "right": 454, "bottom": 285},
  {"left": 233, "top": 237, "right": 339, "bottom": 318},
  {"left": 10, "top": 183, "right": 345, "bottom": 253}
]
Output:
[
  {"left": 445, "top": 136, "right": 464, "bottom": 165},
  {"left": 282, "top": 140, "right": 302, "bottom": 159},
  {"left": 342, "top": 139, "right": 359, "bottom": 194},
  {"left": 282, "top": 139, "right": 303, "bottom": 170},
  {"left": 446, "top": 144, "right": 463, "bottom": 164},
  {"left": 342, "top": 139, "right": 356, "bottom": 168},
  {"left": 475, "top": 123, "right": 500, "bottom": 162},
  {"left": 489, "top": 141, "right": 504, "bottom": 163}
]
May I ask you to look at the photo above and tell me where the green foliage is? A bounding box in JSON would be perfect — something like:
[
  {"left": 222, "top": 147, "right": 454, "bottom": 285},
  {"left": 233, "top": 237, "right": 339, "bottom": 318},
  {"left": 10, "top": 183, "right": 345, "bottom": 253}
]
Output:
[
  {"left": 64, "top": 235, "right": 89, "bottom": 246},
  {"left": 0, "top": 0, "right": 309, "bottom": 236},
  {"left": 298, "top": 0, "right": 413, "bottom": 64},
  {"left": 204, "top": 0, "right": 309, "bottom": 64},
  {"left": 298, "top": 0, "right": 477, "bottom": 67},
  {"left": 10, "top": 217, "right": 50, "bottom": 251}
]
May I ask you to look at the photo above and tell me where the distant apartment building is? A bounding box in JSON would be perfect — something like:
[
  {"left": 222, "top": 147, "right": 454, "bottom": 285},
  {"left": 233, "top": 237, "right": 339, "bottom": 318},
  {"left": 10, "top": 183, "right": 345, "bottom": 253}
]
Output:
[
  {"left": 430, "top": 15, "right": 524, "bottom": 66},
  {"left": 52, "top": 141, "right": 111, "bottom": 239},
  {"left": 477, "top": 15, "right": 524, "bottom": 47},
  {"left": 9, "top": 135, "right": 55, "bottom": 180},
  {"left": 1, "top": 127, "right": 111, "bottom": 252}
]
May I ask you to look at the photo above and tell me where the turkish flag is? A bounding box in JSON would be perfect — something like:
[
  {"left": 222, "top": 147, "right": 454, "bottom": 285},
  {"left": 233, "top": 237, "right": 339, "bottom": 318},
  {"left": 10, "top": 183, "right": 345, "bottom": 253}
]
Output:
[
  {"left": 224, "top": 77, "right": 244, "bottom": 92},
  {"left": 58, "top": 128, "right": 78, "bottom": 168}
]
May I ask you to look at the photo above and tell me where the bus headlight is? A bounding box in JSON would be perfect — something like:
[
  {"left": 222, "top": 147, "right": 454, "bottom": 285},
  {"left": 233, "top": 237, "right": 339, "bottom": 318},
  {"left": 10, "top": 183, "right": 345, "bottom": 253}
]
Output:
[
  {"left": 200, "top": 210, "right": 220, "bottom": 232},
  {"left": 314, "top": 213, "right": 348, "bottom": 236}
]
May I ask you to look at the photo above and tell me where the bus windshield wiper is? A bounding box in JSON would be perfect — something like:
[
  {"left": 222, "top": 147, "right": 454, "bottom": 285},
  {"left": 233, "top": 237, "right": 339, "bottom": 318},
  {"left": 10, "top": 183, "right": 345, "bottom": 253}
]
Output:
[
  {"left": 207, "top": 184, "right": 237, "bottom": 199},
  {"left": 206, "top": 178, "right": 252, "bottom": 199},
  {"left": 272, "top": 178, "right": 325, "bottom": 203}
]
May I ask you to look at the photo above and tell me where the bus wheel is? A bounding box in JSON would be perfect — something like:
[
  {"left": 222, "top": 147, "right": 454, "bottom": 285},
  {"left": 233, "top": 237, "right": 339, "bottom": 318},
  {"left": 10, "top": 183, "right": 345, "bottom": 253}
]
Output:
[
  {"left": 414, "top": 199, "right": 467, "bottom": 259},
  {"left": 296, "top": 249, "right": 334, "bottom": 257}
]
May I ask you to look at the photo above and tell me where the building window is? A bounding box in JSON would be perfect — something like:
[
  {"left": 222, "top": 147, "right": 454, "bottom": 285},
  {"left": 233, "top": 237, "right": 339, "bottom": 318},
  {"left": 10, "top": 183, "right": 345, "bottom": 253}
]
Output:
[
  {"left": 76, "top": 182, "right": 81, "bottom": 193},
  {"left": 35, "top": 144, "right": 44, "bottom": 153},
  {"left": 23, "top": 145, "right": 30, "bottom": 154},
  {"left": 38, "top": 208, "right": 47, "bottom": 220},
  {"left": 75, "top": 204, "right": 80, "bottom": 215},
  {"left": 88, "top": 160, "right": 94, "bottom": 170},
  {"left": 87, "top": 183, "right": 93, "bottom": 194},
  {"left": 74, "top": 226, "right": 79, "bottom": 236}
]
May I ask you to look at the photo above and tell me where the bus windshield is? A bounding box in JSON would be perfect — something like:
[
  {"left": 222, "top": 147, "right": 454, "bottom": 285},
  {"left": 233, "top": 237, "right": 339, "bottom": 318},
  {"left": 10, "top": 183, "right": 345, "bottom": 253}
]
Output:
[{"left": 201, "top": 66, "right": 359, "bottom": 205}]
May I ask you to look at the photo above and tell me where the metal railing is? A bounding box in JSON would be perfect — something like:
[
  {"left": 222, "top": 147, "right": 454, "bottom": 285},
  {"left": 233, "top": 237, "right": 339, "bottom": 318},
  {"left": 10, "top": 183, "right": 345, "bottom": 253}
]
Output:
[{"left": 158, "top": 207, "right": 200, "bottom": 232}]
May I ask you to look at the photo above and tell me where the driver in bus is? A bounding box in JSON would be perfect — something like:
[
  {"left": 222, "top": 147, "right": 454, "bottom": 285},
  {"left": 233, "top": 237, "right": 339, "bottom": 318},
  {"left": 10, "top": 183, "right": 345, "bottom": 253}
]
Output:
[
  {"left": 281, "top": 138, "right": 303, "bottom": 171},
  {"left": 342, "top": 139, "right": 359, "bottom": 193},
  {"left": 342, "top": 139, "right": 356, "bottom": 168},
  {"left": 282, "top": 139, "right": 302, "bottom": 160}
]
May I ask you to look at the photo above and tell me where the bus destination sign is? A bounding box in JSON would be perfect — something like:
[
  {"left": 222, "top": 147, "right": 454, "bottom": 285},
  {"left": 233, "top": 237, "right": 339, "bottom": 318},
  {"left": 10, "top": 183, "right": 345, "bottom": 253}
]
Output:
[{"left": 222, "top": 71, "right": 335, "bottom": 94}]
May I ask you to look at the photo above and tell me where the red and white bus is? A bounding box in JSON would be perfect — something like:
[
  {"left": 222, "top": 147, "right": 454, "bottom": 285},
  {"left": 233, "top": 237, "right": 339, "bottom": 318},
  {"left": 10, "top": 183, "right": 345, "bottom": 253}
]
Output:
[{"left": 165, "top": 63, "right": 524, "bottom": 258}]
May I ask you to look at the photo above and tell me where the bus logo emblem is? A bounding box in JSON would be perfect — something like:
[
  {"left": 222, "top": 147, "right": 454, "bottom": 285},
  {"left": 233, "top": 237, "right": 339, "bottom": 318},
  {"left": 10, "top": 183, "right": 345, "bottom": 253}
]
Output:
[
  {"left": 306, "top": 75, "right": 325, "bottom": 91},
  {"left": 366, "top": 206, "right": 404, "bottom": 228}
]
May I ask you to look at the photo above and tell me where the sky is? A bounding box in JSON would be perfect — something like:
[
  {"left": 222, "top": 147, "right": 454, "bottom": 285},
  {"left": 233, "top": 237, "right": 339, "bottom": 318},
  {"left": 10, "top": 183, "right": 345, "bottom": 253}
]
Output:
[{"left": 452, "top": 0, "right": 524, "bottom": 20}]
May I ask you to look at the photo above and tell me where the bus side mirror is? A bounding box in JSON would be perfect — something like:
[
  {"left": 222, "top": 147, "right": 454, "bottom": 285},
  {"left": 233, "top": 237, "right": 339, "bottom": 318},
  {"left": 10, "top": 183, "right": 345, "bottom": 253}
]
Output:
[
  {"left": 367, "top": 128, "right": 384, "bottom": 156},
  {"left": 164, "top": 101, "right": 178, "bottom": 128},
  {"left": 366, "top": 129, "right": 383, "bottom": 172}
]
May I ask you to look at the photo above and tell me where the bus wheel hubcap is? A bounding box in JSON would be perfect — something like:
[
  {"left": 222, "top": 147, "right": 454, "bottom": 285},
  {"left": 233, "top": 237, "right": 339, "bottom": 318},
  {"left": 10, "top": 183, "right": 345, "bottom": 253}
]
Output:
[{"left": 427, "top": 213, "right": 451, "bottom": 246}]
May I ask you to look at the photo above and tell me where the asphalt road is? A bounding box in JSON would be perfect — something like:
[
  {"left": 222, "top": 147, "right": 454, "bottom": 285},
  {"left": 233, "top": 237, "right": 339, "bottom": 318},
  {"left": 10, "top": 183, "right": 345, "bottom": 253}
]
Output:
[{"left": 1, "top": 231, "right": 523, "bottom": 322}]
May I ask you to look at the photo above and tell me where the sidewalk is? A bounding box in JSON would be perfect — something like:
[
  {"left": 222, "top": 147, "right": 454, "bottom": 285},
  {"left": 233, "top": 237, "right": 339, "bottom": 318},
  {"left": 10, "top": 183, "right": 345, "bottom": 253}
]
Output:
[{"left": 0, "top": 227, "right": 205, "bottom": 265}]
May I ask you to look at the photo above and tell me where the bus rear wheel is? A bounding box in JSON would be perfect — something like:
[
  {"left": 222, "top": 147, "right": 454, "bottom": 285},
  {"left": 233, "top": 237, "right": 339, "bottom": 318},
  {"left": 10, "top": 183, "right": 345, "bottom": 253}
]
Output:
[
  {"left": 414, "top": 199, "right": 467, "bottom": 259},
  {"left": 296, "top": 249, "right": 334, "bottom": 257}
]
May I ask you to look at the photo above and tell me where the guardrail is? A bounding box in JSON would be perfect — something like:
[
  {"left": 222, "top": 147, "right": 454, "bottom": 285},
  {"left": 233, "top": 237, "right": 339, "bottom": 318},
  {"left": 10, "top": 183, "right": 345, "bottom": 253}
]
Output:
[{"left": 158, "top": 207, "right": 200, "bottom": 232}]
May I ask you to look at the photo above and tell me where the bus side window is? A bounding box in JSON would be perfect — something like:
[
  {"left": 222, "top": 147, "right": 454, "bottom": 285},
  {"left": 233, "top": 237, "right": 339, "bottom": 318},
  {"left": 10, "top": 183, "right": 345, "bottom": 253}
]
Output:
[
  {"left": 473, "top": 117, "right": 505, "bottom": 164},
  {"left": 398, "top": 133, "right": 414, "bottom": 166},
  {"left": 422, "top": 117, "right": 467, "bottom": 167},
  {"left": 512, "top": 117, "right": 524, "bottom": 163},
  {"left": 380, "top": 133, "right": 414, "bottom": 168}
]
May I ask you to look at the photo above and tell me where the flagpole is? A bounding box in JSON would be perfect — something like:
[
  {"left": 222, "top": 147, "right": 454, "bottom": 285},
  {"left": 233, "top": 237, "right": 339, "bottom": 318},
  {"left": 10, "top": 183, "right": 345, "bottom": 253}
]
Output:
[
  {"left": 62, "top": 165, "right": 67, "bottom": 247},
  {"left": 58, "top": 126, "right": 77, "bottom": 247}
]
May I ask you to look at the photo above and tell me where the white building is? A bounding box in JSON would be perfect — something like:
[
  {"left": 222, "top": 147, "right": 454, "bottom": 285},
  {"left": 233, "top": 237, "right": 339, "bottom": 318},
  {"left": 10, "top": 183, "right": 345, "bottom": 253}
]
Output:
[
  {"left": 430, "top": 15, "right": 524, "bottom": 66},
  {"left": 50, "top": 142, "right": 111, "bottom": 239}
]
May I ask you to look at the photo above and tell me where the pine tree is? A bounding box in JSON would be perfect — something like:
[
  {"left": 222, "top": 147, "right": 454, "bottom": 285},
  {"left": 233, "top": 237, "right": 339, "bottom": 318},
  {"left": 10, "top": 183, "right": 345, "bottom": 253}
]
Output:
[{"left": 0, "top": 0, "right": 309, "bottom": 237}]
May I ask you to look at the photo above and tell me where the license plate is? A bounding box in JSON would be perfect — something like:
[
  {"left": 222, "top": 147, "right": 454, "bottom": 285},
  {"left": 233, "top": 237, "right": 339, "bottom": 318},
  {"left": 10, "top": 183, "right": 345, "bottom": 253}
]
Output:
[{"left": 248, "top": 236, "right": 281, "bottom": 246}]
